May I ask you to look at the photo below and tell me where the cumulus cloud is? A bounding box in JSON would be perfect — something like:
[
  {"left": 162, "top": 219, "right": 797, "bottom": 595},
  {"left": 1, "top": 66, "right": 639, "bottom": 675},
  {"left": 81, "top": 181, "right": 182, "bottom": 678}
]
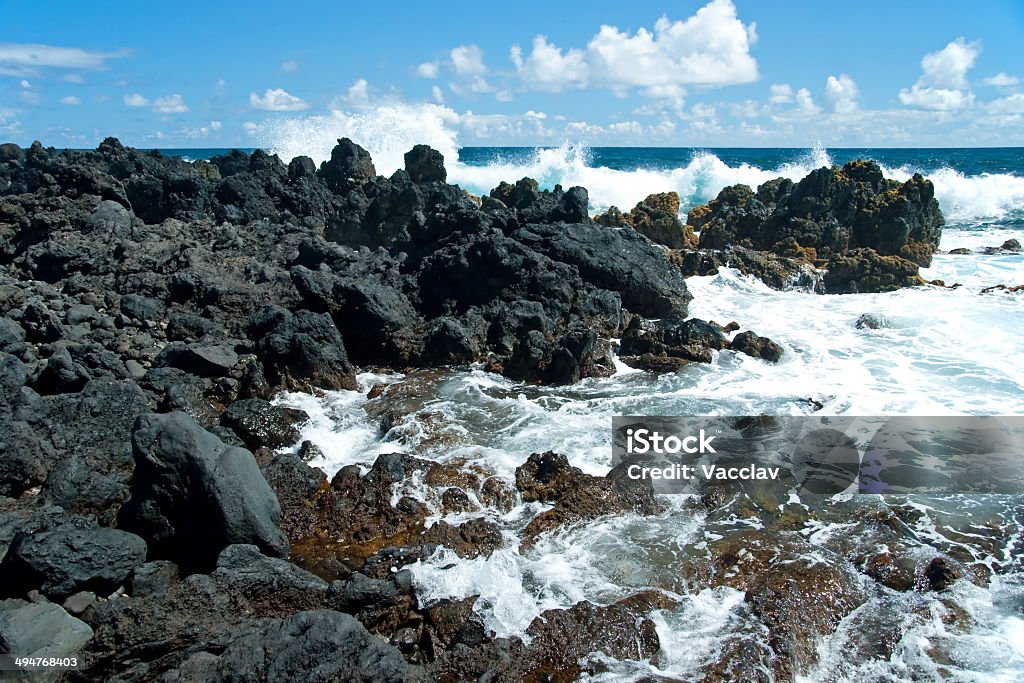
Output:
[
  {"left": 123, "top": 93, "right": 149, "bottom": 107},
  {"left": 152, "top": 94, "right": 188, "bottom": 113},
  {"left": 342, "top": 79, "right": 369, "bottom": 106},
  {"left": 824, "top": 74, "right": 859, "bottom": 114},
  {"left": 795, "top": 87, "right": 821, "bottom": 114},
  {"left": 510, "top": 37, "right": 588, "bottom": 92},
  {"left": 510, "top": 0, "right": 758, "bottom": 94},
  {"left": 416, "top": 61, "right": 439, "bottom": 78},
  {"left": 448, "top": 44, "right": 493, "bottom": 95},
  {"left": 250, "top": 88, "right": 308, "bottom": 111},
  {"left": 0, "top": 42, "right": 129, "bottom": 77},
  {"left": 899, "top": 38, "right": 980, "bottom": 111},
  {"left": 431, "top": 85, "right": 444, "bottom": 103},
  {"left": 59, "top": 95, "right": 80, "bottom": 105}
]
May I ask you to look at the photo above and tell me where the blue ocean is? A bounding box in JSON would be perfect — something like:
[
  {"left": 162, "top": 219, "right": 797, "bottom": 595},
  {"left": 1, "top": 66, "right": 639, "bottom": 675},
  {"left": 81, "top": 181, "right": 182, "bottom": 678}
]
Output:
[{"left": 161, "top": 139, "right": 1024, "bottom": 680}]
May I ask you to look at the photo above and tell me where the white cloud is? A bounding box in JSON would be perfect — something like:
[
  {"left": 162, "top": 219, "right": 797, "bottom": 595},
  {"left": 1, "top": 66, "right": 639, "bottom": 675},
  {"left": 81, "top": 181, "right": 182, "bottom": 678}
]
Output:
[
  {"left": 450, "top": 45, "right": 488, "bottom": 76},
  {"left": 123, "top": 93, "right": 149, "bottom": 107},
  {"left": 242, "top": 121, "right": 258, "bottom": 134},
  {"left": 0, "top": 42, "right": 129, "bottom": 76},
  {"left": 824, "top": 74, "right": 859, "bottom": 114},
  {"left": 510, "top": 37, "right": 588, "bottom": 92},
  {"left": 60, "top": 95, "right": 80, "bottom": 105},
  {"left": 448, "top": 45, "right": 493, "bottom": 95},
  {"left": 250, "top": 88, "right": 308, "bottom": 111},
  {"left": 19, "top": 79, "right": 30, "bottom": 89},
  {"left": 985, "top": 93, "right": 1024, "bottom": 115},
  {"left": 511, "top": 0, "right": 758, "bottom": 93},
  {"left": 795, "top": 87, "right": 821, "bottom": 114},
  {"left": 210, "top": 120, "right": 222, "bottom": 130},
  {"left": 346, "top": 79, "right": 369, "bottom": 106},
  {"left": 899, "top": 38, "right": 980, "bottom": 111},
  {"left": 769, "top": 83, "right": 793, "bottom": 104},
  {"left": 983, "top": 72, "right": 1019, "bottom": 87},
  {"left": 416, "top": 61, "right": 439, "bottom": 78},
  {"left": 431, "top": 85, "right": 444, "bottom": 103},
  {"left": 691, "top": 103, "right": 717, "bottom": 118},
  {"left": 281, "top": 59, "right": 300, "bottom": 73},
  {"left": 62, "top": 73, "right": 84, "bottom": 84},
  {"left": 152, "top": 94, "right": 188, "bottom": 113}
]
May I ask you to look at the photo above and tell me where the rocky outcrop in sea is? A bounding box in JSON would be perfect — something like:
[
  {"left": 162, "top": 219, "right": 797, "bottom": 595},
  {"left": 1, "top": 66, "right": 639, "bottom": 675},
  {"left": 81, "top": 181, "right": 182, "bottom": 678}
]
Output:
[{"left": 0, "top": 138, "right": 948, "bottom": 680}]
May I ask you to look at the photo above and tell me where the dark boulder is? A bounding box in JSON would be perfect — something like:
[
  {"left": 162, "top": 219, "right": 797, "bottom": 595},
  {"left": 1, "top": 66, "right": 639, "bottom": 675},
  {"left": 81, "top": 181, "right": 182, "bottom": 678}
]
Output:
[
  {"left": 730, "top": 330, "right": 784, "bottom": 362},
  {"left": 163, "top": 609, "right": 415, "bottom": 683},
  {"left": 155, "top": 341, "right": 239, "bottom": 378},
  {"left": 220, "top": 398, "right": 308, "bottom": 451},
  {"left": 247, "top": 305, "right": 358, "bottom": 391},
  {"left": 318, "top": 138, "right": 377, "bottom": 193},
  {"left": 513, "top": 222, "right": 691, "bottom": 318},
  {"left": 0, "top": 525, "right": 147, "bottom": 600},
  {"left": 404, "top": 145, "right": 447, "bottom": 184},
  {"left": 0, "top": 419, "right": 51, "bottom": 497},
  {"left": 118, "top": 411, "right": 288, "bottom": 570},
  {"left": 262, "top": 453, "right": 327, "bottom": 508},
  {"left": 824, "top": 248, "right": 923, "bottom": 294},
  {"left": 33, "top": 347, "right": 91, "bottom": 394},
  {"left": 689, "top": 161, "right": 944, "bottom": 287}
]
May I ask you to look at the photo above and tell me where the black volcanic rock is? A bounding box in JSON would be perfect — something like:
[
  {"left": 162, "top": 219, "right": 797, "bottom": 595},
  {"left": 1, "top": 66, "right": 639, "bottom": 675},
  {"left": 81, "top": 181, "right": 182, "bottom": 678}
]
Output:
[
  {"left": 0, "top": 525, "right": 147, "bottom": 600},
  {"left": 686, "top": 160, "right": 944, "bottom": 293},
  {"left": 404, "top": 144, "right": 447, "bottom": 184},
  {"left": 119, "top": 411, "right": 288, "bottom": 570},
  {"left": 318, "top": 137, "right": 377, "bottom": 192}
]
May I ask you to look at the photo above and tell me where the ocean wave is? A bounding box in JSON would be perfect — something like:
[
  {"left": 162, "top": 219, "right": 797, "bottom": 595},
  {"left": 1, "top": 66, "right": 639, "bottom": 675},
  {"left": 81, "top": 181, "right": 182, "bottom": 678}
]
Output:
[{"left": 262, "top": 103, "right": 1024, "bottom": 225}]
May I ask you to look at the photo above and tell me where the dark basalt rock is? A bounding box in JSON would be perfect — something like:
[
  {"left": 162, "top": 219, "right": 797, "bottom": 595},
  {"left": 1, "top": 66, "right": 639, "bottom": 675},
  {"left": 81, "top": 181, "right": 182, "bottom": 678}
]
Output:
[
  {"left": 595, "top": 191, "right": 697, "bottom": 249},
  {"left": 688, "top": 160, "right": 944, "bottom": 292},
  {"left": 318, "top": 137, "right": 377, "bottom": 193},
  {"left": 824, "top": 248, "right": 923, "bottom": 294},
  {"left": 730, "top": 330, "right": 784, "bottom": 362},
  {"left": 517, "top": 454, "right": 661, "bottom": 551},
  {"left": 118, "top": 411, "right": 288, "bottom": 570},
  {"left": 0, "top": 525, "right": 147, "bottom": 601},
  {"left": 220, "top": 398, "right": 308, "bottom": 451},
  {"left": 248, "top": 305, "right": 358, "bottom": 392},
  {"left": 489, "top": 178, "right": 591, "bottom": 224},
  {"left": 404, "top": 144, "right": 447, "bottom": 184},
  {"left": 163, "top": 609, "right": 415, "bottom": 683}
]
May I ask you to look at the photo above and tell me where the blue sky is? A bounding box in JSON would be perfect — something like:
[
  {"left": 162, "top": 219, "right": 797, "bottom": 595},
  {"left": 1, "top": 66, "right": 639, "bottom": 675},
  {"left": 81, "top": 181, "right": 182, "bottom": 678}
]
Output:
[{"left": 2, "top": 0, "right": 1023, "bottom": 148}]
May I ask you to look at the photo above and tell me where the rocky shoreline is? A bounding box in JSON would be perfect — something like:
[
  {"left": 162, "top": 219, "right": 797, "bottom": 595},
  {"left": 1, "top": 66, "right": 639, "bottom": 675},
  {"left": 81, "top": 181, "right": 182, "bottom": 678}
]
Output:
[{"left": 0, "top": 138, "right": 955, "bottom": 681}]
